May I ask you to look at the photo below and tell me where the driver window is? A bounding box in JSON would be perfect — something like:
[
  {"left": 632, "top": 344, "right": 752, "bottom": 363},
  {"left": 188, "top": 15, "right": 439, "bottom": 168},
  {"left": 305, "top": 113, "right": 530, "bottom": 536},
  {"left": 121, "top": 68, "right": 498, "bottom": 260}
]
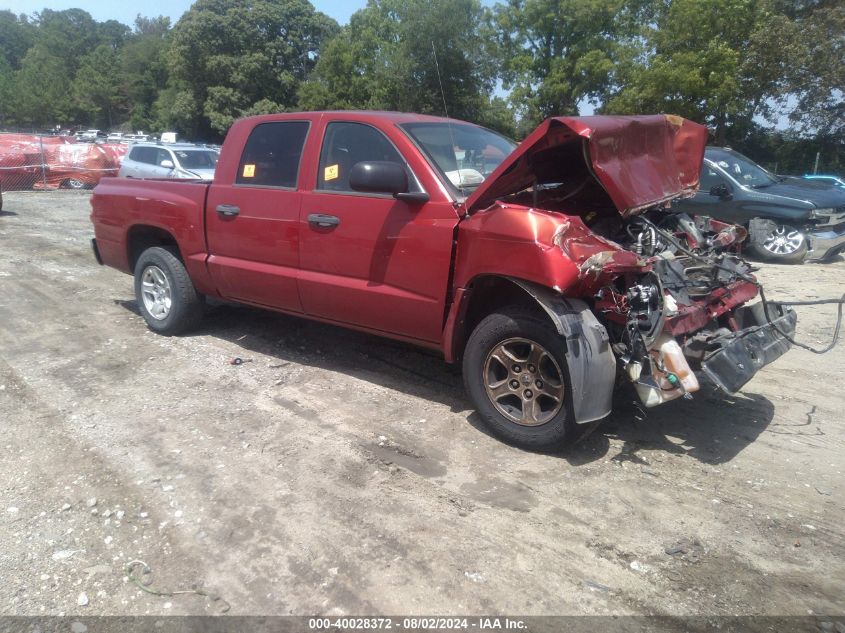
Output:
[
  {"left": 317, "top": 122, "right": 418, "bottom": 193},
  {"left": 699, "top": 164, "right": 725, "bottom": 191}
]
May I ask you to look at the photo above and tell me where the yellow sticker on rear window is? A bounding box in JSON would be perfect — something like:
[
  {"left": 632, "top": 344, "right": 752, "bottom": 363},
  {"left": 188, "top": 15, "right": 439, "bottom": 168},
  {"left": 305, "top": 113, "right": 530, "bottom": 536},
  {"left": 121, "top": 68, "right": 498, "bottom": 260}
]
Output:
[
  {"left": 242, "top": 164, "right": 255, "bottom": 178},
  {"left": 324, "top": 164, "right": 339, "bottom": 181}
]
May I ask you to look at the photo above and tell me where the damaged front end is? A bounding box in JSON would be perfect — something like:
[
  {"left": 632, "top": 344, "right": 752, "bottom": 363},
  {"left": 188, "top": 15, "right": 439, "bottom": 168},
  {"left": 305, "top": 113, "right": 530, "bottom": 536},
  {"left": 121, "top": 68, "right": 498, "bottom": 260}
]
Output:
[
  {"left": 584, "top": 210, "right": 796, "bottom": 406},
  {"left": 457, "top": 115, "right": 796, "bottom": 415}
]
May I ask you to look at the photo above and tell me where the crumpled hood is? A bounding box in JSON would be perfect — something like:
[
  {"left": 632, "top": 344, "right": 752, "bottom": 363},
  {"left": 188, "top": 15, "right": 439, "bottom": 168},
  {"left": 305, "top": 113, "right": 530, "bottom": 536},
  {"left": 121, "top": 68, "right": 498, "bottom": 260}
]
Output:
[{"left": 465, "top": 115, "right": 709, "bottom": 217}]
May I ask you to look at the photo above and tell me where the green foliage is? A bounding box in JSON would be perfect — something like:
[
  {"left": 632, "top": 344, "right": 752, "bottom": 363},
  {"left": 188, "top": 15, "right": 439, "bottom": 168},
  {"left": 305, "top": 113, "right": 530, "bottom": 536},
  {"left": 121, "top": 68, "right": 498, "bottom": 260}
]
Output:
[
  {"left": 34, "top": 9, "right": 106, "bottom": 76},
  {"left": 783, "top": 3, "right": 844, "bottom": 139},
  {"left": 0, "top": 11, "right": 34, "bottom": 69},
  {"left": 298, "top": 0, "right": 514, "bottom": 135},
  {"left": 602, "top": 0, "right": 816, "bottom": 145},
  {"left": 492, "top": 0, "right": 626, "bottom": 131},
  {"left": 166, "top": 0, "right": 339, "bottom": 136},
  {"left": 0, "top": 56, "right": 15, "bottom": 123},
  {"left": 74, "top": 44, "right": 126, "bottom": 128},
  {"left": 735, "top": 128, "right": 845, "bottom": 176},
  {"left": 12, "top": 45, "right": 76, "bottom": 126},
  {"left": 121, "top": 17, "right": 172, "bottom": 132},
  {"left": 606, "top": 0, "right": 738, "bottom": 135}
]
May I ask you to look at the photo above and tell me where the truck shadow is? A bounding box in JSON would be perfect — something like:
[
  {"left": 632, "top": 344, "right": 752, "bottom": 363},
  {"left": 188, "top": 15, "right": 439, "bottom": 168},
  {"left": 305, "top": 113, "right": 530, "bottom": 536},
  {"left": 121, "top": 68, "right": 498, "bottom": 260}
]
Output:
[
  {"left": 117, "top": 299, "right": 777, "bottom": 466},
  {"left": 563, "top": 384, "right": 777, "bottom": 466}
]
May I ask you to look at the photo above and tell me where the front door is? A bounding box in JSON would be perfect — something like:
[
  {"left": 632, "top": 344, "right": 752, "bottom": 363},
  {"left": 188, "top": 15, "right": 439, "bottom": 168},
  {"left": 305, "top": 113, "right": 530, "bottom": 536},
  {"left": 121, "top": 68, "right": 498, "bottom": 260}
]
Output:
[
  {"left": 298, "top": 120, "right": 458, "bottom": 343},
  {"left": 676, "top": 161, "right": 738, "bottom": 221},
  {"left": 205, "top": 120, "right": 310, "bottom": 312}
]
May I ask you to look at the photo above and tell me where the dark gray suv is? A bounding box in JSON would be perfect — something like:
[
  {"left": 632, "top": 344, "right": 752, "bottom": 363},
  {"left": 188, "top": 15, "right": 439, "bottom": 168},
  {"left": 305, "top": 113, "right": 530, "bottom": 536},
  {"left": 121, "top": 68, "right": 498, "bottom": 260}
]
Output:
[{"left": 675, "top": 147, "right": 845, "bottom": 263}]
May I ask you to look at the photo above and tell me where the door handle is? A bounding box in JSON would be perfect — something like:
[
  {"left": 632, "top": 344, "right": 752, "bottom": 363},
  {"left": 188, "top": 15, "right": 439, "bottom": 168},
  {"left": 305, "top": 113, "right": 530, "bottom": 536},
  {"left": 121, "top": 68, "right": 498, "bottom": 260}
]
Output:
[
  {"left": 216, "top": 204, "right": 240, "bottom": 217},
  {"left": 308, "top": 213, "right": 340, "bottom": 229}
]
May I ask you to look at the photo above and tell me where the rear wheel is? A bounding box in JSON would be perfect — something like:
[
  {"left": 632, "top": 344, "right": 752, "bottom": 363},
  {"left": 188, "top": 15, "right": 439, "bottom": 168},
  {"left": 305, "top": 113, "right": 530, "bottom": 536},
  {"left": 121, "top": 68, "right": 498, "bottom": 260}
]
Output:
[
  {"left": 64, "top": 178, "right": 87, "bottom": 190},
  {"left": 134, "top": 247, "right": 203, "bottom": 335},
  {"left": 463, "top": 307, "right": 584, "bottom": 451},
  {"left": 747, "top": 223, "right": 807, "bottom": 263}
]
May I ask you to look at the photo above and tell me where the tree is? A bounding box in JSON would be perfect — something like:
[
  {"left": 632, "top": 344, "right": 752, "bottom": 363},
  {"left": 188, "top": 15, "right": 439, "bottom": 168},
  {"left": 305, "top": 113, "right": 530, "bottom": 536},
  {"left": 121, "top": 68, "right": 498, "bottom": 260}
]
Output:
[
  {"left": 122, "top": 16, "right": 172, "bottom": 131},
  {"left": 33, "top": 9, "right": 106, "bottom": 76},
  {"left": 491, "top": 0, "right": 627, "bottom": 132},
  {"left": 602, "top": 0, "right": 804, "bottom": 144},
  {"left": 298, "top": 0, "right": 511, "bottom": 133},
  {"left": 74, "top": 44, "right": 126, "bottom": 128},
  {"left": 0, "top": 10, "right": 34, "bottom": 69},
  {"left": 12, "top": 45, "right": 75, "bottom": 127},
  {"left": 0, "top": 56, "right": 15, "bottom": 126},
  {"left": 166, "top": 0, "right": 339, "bottom": 137},
  {"left": 782, "top": 2, "right": 844, "bottom": 140}
]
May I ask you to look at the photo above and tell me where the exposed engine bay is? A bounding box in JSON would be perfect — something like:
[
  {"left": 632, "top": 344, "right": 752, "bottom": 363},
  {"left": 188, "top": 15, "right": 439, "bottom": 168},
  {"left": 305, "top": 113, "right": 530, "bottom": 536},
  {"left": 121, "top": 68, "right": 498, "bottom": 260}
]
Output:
[
  {"left": 588, "top": 207, "right": 796, "bottom": 406},
  {"left": 500, "top": 189, "right": 798, "bottom": 407}
]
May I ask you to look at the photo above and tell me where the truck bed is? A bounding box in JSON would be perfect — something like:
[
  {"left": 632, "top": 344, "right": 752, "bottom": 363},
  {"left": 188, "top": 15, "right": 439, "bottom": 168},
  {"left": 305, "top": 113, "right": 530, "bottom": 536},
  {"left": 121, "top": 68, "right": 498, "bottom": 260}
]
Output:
[{"left": 90, "top": 176, "right": 211, "bottom": 276}]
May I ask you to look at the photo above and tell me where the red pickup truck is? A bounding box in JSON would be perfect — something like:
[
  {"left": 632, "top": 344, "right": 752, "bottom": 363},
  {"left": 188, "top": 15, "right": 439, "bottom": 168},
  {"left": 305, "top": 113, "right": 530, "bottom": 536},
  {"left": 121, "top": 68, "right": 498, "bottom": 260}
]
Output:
[{"left": 90, "top": 111, "right": 795, "bottom": 449}]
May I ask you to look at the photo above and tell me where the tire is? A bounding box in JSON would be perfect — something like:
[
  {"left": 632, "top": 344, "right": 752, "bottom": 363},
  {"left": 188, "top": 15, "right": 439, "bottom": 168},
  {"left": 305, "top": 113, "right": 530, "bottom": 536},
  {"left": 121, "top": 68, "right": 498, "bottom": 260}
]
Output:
[
  {"left": 64, "top": 178, "right": 87, "bottom": 190},
  {"left": 463, "top": 306, "right": 583, "bottom": 451},
  {"left": 747, "top": 222, "right": 808, "bottom": 264},
  {"left": 133, "top": 247, "right": 204, "bottom": 335}
]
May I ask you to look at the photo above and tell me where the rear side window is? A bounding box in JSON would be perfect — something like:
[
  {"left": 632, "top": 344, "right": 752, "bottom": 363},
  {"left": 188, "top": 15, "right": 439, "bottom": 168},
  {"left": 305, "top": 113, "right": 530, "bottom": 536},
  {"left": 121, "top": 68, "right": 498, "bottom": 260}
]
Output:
[
  {"left": 236, "top": 121, "right": 309, "bottom": 188},
  {"left": 129, "top": 146, "right": 157, "bottom": 164}
]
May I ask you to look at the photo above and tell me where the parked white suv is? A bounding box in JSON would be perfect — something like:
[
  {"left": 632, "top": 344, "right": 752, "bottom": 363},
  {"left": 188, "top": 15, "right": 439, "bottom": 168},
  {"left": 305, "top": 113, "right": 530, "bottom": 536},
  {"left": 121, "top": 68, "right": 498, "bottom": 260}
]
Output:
[{"left": 118, "top": 143, "right": 219, "bottom": 180}]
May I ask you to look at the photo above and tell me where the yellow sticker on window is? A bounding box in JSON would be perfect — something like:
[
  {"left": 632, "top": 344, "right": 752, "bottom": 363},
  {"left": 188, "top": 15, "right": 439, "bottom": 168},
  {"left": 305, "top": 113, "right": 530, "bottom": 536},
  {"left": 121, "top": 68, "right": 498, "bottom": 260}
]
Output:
[
  {"left": 242, "top": 164, "right": 255, "bottom": 178},
  {"left": 324, "top": 164, "right": 339, "bottom": 181}
]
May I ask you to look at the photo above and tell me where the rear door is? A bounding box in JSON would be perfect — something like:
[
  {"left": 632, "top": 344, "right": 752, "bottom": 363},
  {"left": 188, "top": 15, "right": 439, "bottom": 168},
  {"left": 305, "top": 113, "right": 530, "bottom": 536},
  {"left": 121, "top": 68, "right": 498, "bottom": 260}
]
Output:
[
  {"left": 124, "top": 146, "right": 154, "bottom": 178},
  {"left": 298, "top": 118, "right": 459, "bottom": 343},
  {"left": 205, "top": 120, "right": 311, "bottom": 312}
]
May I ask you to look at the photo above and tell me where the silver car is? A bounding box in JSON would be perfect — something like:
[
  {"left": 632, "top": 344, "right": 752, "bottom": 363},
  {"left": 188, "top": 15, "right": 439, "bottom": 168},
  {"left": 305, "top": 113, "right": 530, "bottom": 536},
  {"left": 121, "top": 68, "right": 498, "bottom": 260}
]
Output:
[{"left": 118, "top": 143, "right": 219, "bottom": 180}]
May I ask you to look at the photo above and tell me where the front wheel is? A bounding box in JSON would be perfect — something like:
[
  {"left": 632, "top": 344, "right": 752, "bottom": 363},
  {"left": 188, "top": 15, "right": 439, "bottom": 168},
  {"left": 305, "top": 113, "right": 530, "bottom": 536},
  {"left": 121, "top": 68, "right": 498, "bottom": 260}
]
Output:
[
  {"left": 747, "top": 223, "right": 808, "bottom": 263},
  {"left": 134, "top": 247, "right": 204, "bottom": 335},
  {"left": 463, "top": 307, "right": 582, "bottom": 451}
]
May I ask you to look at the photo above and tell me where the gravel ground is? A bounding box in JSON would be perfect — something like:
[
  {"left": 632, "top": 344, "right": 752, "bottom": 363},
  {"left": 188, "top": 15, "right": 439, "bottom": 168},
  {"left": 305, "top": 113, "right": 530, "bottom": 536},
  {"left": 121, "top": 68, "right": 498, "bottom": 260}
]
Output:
[{"left": 0, "top": 191, "right": 843, "bottom": 619}]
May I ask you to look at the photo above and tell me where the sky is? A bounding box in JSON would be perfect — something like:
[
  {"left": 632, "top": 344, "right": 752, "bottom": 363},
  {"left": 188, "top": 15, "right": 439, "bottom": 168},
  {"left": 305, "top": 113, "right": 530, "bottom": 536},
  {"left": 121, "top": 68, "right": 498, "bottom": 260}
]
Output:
[{"left": 6, "top": 0, "right": 369, "bottom": 26}]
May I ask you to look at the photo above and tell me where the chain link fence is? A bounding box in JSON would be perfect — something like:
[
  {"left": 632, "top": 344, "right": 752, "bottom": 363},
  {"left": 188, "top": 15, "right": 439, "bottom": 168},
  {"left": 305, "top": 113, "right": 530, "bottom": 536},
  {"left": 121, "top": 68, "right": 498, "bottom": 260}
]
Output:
[{"left": 0, "top": 133, "right": 128, "bottom": 192}]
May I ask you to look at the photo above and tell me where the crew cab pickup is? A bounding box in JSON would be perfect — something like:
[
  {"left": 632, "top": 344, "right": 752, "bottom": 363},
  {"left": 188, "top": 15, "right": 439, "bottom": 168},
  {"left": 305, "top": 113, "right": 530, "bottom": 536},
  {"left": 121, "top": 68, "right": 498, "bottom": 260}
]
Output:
[{"left": 90, "top": 111, "right": 796, "bottom": 449}]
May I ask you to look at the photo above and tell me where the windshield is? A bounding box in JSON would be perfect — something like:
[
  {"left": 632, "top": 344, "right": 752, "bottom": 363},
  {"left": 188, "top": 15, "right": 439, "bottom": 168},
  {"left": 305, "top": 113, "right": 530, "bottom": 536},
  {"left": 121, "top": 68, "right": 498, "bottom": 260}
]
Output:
[
  {"left": 176, "top": 150, "right": 219, "bottom": 170},
  {"left": 712, "top": 151, "right": 776, "bottom": 188},
  {"left": 399, "top": 122, "right": 516, "bottom": 194}
]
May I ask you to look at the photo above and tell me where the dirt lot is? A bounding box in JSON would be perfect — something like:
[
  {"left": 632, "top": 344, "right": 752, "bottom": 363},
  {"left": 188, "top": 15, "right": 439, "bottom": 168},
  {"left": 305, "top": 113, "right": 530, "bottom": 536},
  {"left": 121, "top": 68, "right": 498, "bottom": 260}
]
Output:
[{"left": 0, "top": 191, "right": 843, "bottom": 619}]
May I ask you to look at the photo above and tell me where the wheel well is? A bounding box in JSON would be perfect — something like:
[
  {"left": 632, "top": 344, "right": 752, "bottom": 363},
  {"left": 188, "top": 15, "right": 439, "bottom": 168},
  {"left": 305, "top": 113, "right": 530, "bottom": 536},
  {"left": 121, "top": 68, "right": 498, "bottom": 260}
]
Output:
[
  {"left": 127, "top": 225, "right": 180, "bottom": 272},
  {"left": 455, "top": 276, "right": 551, "bottom": 361}
]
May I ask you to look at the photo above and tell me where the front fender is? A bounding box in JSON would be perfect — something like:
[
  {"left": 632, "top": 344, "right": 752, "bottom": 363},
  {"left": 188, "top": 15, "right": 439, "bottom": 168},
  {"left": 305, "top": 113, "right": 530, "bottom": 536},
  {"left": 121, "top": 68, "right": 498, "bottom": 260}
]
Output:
[{"left": 506, "top": 278, "right": 616, "bottom": 424}]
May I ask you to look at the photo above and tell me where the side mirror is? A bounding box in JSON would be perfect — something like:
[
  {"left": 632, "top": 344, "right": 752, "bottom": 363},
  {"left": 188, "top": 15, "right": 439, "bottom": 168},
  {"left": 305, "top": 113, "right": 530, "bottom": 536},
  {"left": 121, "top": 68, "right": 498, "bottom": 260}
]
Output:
[
  {"left": 709, "top": 183, "right": 731, "bottom": 199},
  {"left": 349, "top": 161, "right": 407, "bottom": 193},
  {"left": 160, "top": 159, "right": 175, "bottom": 169},
  {"left": 349, "top": 161, "right": 429, "bottom": 203}
]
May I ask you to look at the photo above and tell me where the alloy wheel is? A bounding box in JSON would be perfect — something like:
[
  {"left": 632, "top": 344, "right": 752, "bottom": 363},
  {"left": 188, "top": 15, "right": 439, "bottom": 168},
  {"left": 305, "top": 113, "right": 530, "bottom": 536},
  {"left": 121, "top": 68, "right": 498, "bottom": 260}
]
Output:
[
  {"left": 483, "top": 337, "right": 565, "bottom": 426},
  {"left": 763, "top": 225, "right": 804, "bottom": 256},
  {"left": 140, "top": 265, "right": 172, "bottom": 320}
]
